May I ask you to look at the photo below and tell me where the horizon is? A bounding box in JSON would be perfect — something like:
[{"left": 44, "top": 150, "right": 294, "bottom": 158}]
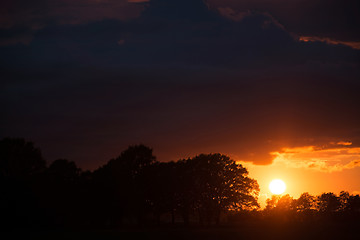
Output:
[{"left": 1, "top": 0, "right": 360, "bottom": 226}]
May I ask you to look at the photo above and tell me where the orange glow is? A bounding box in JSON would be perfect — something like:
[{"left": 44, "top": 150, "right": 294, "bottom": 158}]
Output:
[
  {"left": 337, "top": 141, "right": 352, "bottom": 146},
  {"left": 238, "top": 142, "right": 360, "bottom": 208},
  {"left": 273, "top": 145, "right": 360, "bottom": 173},
  {"left": 299, "top": 36, "right": 360, "bottom": 50}
]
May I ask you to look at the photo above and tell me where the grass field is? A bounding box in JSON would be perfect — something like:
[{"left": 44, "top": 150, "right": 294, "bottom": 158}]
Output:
[{"left": 5, "top": 221, "right": 360, "bottom": 240}]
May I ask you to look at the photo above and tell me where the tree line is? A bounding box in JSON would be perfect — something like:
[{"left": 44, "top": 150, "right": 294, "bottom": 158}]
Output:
[
  {"left": 259, "top": 192, "right": 360, "bottom": 223},
  {"left": 0, "top": 138, "right": 259, "bottom": 228},
  {"left": 0, "top": 138, "right": 359, "bottom": 229}
]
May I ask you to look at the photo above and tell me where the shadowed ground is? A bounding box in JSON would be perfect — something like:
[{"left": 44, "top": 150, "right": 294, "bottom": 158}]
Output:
[{"left": 5, "top": 221, "right": 360, "bottom": 240}]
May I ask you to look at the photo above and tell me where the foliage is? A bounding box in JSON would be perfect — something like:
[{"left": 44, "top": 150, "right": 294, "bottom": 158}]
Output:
[
  {"left": 0, "top": 138, "right": 46, "bottom": 179},
  {"left": 1, "top": 137, "right": 360, "bottom": 229}
]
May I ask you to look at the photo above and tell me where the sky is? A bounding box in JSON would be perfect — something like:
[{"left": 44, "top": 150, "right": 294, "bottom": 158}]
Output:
[{"left": 1, "top": 0, "right": 360, "bottom": 202}]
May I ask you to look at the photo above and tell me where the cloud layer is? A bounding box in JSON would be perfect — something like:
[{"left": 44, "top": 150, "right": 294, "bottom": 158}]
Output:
[
  {"left": 271, "top": 144, "right": 360, "bottom": 172},
  {"left": 209, "top": 0, "right": 360, "bottom": 43},
  {"left": 0, "top": 0, "right": 144, "bottom": 45},
  {"left": 1, "top": 0, "right": 359, "bottom": 47},
  {"left": 1, "top": 0, "right": 359, "bottom": 169}
]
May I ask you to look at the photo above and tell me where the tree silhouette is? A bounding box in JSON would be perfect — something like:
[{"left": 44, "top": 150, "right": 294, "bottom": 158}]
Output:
[
  {"left": 265, "top": 195, "right": 280, "bottom": 211},
  {"left": 47, "top": 159, "right": 81, "bottom": 183},
  {"left": 265, "top": 194, "right": 295, "bottom": 211},
  {"left": 0, "top": 138, "right": 46, "bottom": 179},
  {"left": 189, "top": 153, "right": 259, "bottom": 224},
  {"left": 339, "top": 191, "right": 350, "bottom": 211},
  {"left": 317, "top": 192, "right": 340, "bottom": 213},
  {"left": 171, "top": 159, "right": 196, "bottom": 225},
  {"left": 264, "top": 194, "right": 296, "bottom": 222},
  {"left": 293, "top": 192, "right": 316, "bottom": 221},
  {"left": 337, "top": 191, "right": 360, "bottom": 221},
  {"left": 276, "top": 194, "right": 295, "bottom": 211},
  {"left": 0, "top": 138, "right": 48, "bottom": 228},
  {"left": 146, "top": 161, "right": 179, "bottom": 225},
  {"left": 92, "top": 144, "right": 157, "bottom": 225},
  {"left": 22, "top": 159, "right": 83, "bottom": 227},
  {"left": 347, "top": 194, "right": 360, "bottom": 212},
  {"left": 2, "top": 137, "right": 360, "bottom": 230},
  {"left": 295, "top": 192, "right": 316, "bottom": 212}
]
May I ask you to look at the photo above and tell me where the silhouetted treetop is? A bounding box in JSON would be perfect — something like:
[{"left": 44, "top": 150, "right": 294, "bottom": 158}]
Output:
[
  {"left": 47, "top": 159, "right": 81, "bottom": 183},
  {"left": 104, "top": 144, "right": 157, "bottom": 178},
  {"left": 295, "top": 192, "right": 316, "bottom": 212},
  {"left": 0, "top": 138, "right": 46, "bottom": 179},
  {"left": 317, "top": 192, "right": 340, "bottom": 213},
  {"left": 190, "top": 153, "right": 260, "bottom": 211},
  {"left": 2, "top": 137, "right": 360, "bottom": 228}
]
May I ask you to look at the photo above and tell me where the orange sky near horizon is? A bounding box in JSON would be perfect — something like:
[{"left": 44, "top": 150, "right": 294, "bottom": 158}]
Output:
[{"left": 238, "top": 142, "right": 360, "bottom": 207}]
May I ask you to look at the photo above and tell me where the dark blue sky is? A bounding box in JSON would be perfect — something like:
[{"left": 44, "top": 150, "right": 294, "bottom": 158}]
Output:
[{"left": 1, "top": 0, "right": 359, "bottom": 169}]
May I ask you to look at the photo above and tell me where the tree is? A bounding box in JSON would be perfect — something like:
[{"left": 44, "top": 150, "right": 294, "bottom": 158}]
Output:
[
  {"left": 316, "top": 192, "right": 340, "bottom": 213},
  {"left": 189, "top": 153, "right": 259, "bottom": 224},
  {"left": 339, "top": 191, "right": 350, "bottom": 211},
  {"left": 338, "top": 192, "right": 360, "bottom": 215},
  {"left": 265, "top": 194, "right": 295, "bottom": 211},
  {"left": 0, "top": 138, "right": 46, "bottom": 179},
  {"left": 92, "top": 144, "right": 157, "bottom": 225},
  {"left": 264, "top": 194, "right": 296, "bottom": 222},
  {"left": 146, "top": 161, "right": 179, "bottom": 225},
  {"left": 296, "top": 192, "right": 316, "bottom": 212},
  {"left": 173, "top": 159, "right": 199, "bottom": 225},
  {"left": 40, "top": 159, "right": 83, "bottom": 226},
  {"left": 265, "top": 195, "right": 280, "bottom": 211},
  {"left": 276, "top": 194, "right": 295, "bottom": 211},
  {"left": 47, "top": 159, "right": 81, "bottom": 183},
  {"left": 0, "top": 138, "right": 47, "bottom": 228},
  {"left": 347, "top": 194, "right": 360, "bottom": 212}
]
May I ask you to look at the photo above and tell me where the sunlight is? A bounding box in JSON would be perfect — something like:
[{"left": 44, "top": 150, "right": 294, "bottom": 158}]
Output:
[{"left": 269, "top": 179, "right": 286, "bottom": 195}]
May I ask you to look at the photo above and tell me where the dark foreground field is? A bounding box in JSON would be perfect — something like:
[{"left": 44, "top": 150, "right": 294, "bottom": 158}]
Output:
[{"left": 5, "top": 221, "right": 360, "bottom": 240}]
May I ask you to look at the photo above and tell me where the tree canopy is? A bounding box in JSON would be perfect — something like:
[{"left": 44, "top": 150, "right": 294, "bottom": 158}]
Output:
[
  {"left": 1, "top": 137, "right": 360, "bottom": 229},
  {"left": 0, "top": 138, "right": 46, "bottom": 179}
]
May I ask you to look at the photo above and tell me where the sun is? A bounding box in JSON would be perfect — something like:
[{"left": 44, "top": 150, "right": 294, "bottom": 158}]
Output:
[{"left": 269, "top": 179, "right": 286, "bottom": 195}]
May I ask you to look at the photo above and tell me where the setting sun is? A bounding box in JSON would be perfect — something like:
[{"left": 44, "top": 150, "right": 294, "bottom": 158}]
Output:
[{"left": 269, "top": 179, "right": 286, "bottom": 195}]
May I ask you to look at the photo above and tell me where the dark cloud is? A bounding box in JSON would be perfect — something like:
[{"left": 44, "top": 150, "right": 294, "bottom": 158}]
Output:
[
  {"left": 0, "top": 0, "right": 144, "bottom": 27},
  {"left": 0, "top": 0, "right": 144, "bottom": 45},
  {"left": 1, "top": 0, "right": 360, "bottom": 169},
  {"left": 2, "top": 0, "right": 360, "bottom": 47},
  {"left": 1, "top": 0, "right": 358, "bottom": 68},
  {"left": 209, "top": 0, "right": 360, "bottom": 43}
]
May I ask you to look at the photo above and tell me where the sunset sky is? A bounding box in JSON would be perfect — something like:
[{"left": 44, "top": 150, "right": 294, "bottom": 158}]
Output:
[{"left": 1, "top": 0, "right": 360, "bottom": 203}]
